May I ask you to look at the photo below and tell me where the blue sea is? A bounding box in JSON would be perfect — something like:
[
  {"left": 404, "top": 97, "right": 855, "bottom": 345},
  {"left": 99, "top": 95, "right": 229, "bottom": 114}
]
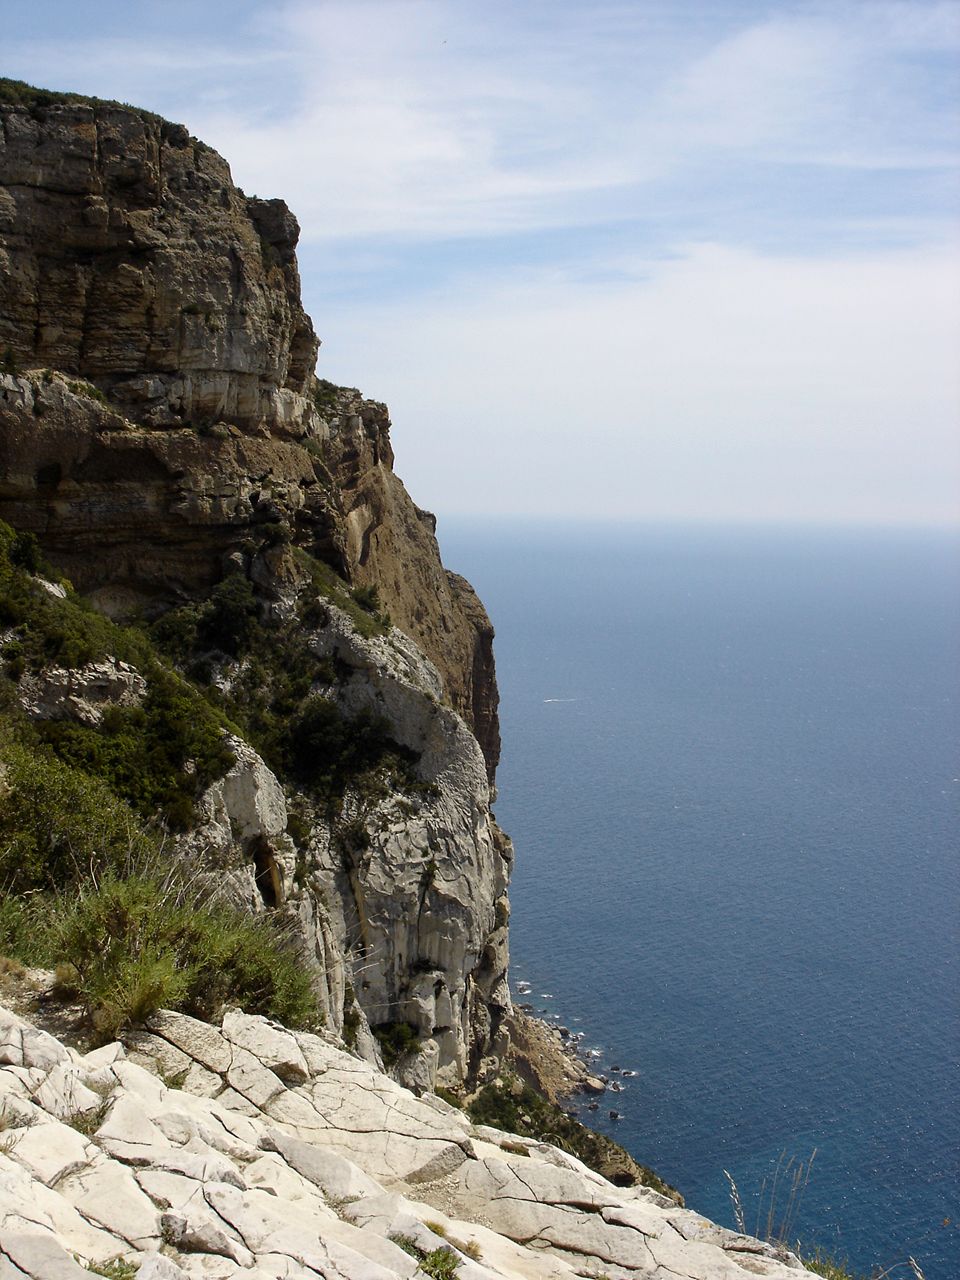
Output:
[{"left": 437, "top": 520, "right": 960, "bottom": 1280}]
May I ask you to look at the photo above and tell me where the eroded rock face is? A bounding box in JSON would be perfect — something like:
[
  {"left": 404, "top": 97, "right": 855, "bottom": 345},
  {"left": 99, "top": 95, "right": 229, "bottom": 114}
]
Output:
[
  {"left": 0, "top": 1003, "right": 808, "bottom": 1280},
  {"left": 0, "top": 100, "right": 317, "bottom": 434}
]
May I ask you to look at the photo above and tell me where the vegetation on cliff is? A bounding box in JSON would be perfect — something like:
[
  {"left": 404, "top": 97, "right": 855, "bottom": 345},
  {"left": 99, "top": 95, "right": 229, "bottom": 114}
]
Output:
[
  {"left": 468, "top": 1076, "right": 680, "bottom": 1200},
  {"left": 0, "top": 520, "right": 328, "bottom": 1038}
]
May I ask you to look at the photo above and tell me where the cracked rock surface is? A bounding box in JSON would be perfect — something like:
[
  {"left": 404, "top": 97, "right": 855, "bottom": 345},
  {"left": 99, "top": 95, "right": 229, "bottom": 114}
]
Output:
[{"left": 0, "top": 1004, "right": 805, "bottom": 1279}]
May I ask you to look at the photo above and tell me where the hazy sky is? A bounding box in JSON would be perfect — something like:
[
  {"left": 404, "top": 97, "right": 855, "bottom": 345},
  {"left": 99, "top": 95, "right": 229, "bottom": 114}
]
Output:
[{"left": 6, "top": 0, "right": 960, "bottom": 524}]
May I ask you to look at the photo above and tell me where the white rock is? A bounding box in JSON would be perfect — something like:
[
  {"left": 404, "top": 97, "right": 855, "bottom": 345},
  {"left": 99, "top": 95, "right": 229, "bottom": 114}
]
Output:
[
  {"left": 220, "top": 1011, "right": 309, "bottom": 1084},
  {"left": 0, "top": 1231, "right": 93, "bottom": 1279},
  {"left": 136, "top": 1255, "right": 191, "bottom": 1280},
  {"left": 160, "top": 1205, "right": 253, "bottom": 1268},
  {"left": 260, "top": 1129, "right": 382, "bottom": 1201},
  {"left": 3, "top": 1121, "right": 93, "bottom": 1187},
  {"left": 145, "top": 1012, "right": 232, "bottom": 1074},
  {"left": 58, "top": 1160, "right": 161, "bottom": 1249},
  {"left": 31, "top": 1063, "right": 103, "bottom": 1122},
  {"left": 223, "top": 1045, "right": 284, "bottom": 1110}
]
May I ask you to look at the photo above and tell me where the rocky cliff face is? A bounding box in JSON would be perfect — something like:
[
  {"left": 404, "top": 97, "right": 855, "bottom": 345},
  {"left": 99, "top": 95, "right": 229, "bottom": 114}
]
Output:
[{"left": 0, "top": 86, "right": 504, "bottom": 1083}]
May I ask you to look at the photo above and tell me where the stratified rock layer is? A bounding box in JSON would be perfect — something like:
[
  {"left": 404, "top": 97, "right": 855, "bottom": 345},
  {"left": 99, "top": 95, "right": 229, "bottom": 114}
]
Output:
[
  {"left": 0, "top": 99, "right": 316, "bottom": 434},
  {"left": 0, "top": 1003, "right": 806, "bottom": 1280}
]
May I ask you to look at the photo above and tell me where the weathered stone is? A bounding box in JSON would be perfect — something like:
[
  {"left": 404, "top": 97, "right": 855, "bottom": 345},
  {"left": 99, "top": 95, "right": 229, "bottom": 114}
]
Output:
[
  {"left": 0, "top": 1019, "right": 69, "bottom": 1073},
  {"left": 135, "top": 1255, "right": 191, "bottom": 1280},
  {"left": 17, "top": 657, "right": 146, "bottom": 726},
  {"left": 260, "top": 1130, "right": 381, "bottom": 1201},
  {"left": 0, "top": 1008, "right": 806, "bottom": 1280},
  {"left": 0, "top": 1233, "right": 93, "bottom": 1280},
  {"left": 3, "top": 1121, "right": 93, "bottom": 1187},
  {"left": 58, "top": 1161, "right": 161, "bottom": 1249},
  {"left": 223, "top": 1045, "right": 285, "bottom": 1111},
  {"left": 220, "top": 1011, "right": 309, "bottom": 1084},
  {"left": 160, "top": 1206, "right": 253, "bottom": 1268},
  {"left": 31, "top": 1063, "right": 103, "bottom": 1122},
  {"left": 145, "top": 1012, "right": 231, "bottom": 1074}
]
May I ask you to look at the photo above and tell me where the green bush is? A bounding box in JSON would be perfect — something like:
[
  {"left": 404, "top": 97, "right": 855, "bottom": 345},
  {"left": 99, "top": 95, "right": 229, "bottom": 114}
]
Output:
[
  {"left": 200, "top": 572, "right": 262, "bottom": 656},
  {"left": 0, "top": 744, "right": 158, "bottom": 894},
  {"left": 49, "top": 871, "right": 321, "bottom": 1041},
  {"left": 37, "top": 669, "right": 234, "bottom": 829},
  {"left": 421, "top": 1248, "right": 460, "bottom": 1280},
  {"left": 0, "top": 895, "right": 56, "bottom": 967},
  {"left": 372, "top": 1020, "right": 421, "bottom": 1066}
]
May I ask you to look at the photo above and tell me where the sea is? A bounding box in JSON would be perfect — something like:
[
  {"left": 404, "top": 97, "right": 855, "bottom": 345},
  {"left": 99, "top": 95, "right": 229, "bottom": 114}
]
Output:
[{"left": 436, "top": 519, "right": 960, "bottom": 1280}]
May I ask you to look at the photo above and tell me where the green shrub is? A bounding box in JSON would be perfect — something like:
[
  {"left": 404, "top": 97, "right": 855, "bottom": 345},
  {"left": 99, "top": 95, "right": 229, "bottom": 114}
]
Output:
[
  {"left": 50, "top": 871, "right": 321, "bottom": 1041},
  {"left": 0, "top": 895, "right": 56, "bottom": 967},
  {"left": 0, "top": 744, "right": 158, "bottom": 894},
  {"left": 372, "top": 1020, "right": 421, "bottom": 1066},
  {"left": 84, "top": 1257, "right": 140, "bottom": 1279},
  {"left": 36, "top": 668, "right": 234, "bottom": 829},
  {"left": 200, "top": 573, "right": 262, "bottom": 656},
  {"left": 350, "top": 583, "right": 381, "bottom": 614},
  {"left": 421, "top": 1248, "right": 460, "bottom": 1280},
  {"left": 801, "top": 1252, "right": 862, "bottom": 1279}
]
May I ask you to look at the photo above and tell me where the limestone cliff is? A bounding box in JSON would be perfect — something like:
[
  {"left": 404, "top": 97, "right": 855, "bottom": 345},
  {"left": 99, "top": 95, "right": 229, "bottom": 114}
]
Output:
[{"left": 0, "top": 83, "right": 505, "bottom": 1085}]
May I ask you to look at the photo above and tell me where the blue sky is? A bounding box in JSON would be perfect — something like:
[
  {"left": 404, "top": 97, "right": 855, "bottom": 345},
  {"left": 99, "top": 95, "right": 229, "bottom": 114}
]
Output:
[{"left": 5, "top": 1, "right": 960, "bottom": 523}]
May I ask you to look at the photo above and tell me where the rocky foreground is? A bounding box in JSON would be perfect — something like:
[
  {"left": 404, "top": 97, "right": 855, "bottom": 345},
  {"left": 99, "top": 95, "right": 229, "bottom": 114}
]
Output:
[{"left": 0, "top": 1002, "right": 805, "bottom": 1280}]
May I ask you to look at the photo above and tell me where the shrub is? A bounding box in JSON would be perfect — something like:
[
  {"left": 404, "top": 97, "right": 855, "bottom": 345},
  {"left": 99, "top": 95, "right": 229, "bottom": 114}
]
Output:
[
  {"left": 50, "top": 870, "right": 321, "bottom": 1041},
  {"left": 36, "top": 668, "right": 234, "bottom": 829},
  {"left": 9, "top": 531, "right": 43, "bottom": 575},
  {"left": 0, "top": 896, "right": 56, "bottom": 967},
  {"left": 200, "top": 573, "right": 262, "bottom": 656},
  {"left": 372, "top": 1020, "right": 421, "bottom": 1066},
  {"left": 350, "top": 583, "right": 381, "bottom": 614},
  {"left": 421, "top": 1247, "right": 460, "bottom": 1280},
  {"left": 0, "top": 744, "right": 158, "bottom": 894}
]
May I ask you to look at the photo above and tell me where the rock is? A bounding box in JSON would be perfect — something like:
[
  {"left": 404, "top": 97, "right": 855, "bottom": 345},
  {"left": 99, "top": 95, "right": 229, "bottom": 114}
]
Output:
[
  {"left": 582, "top": 1076, "right": 606, "bottom": 1094},
  {"left": 144, "top": 1011, "right": 231, "bottom": 1074},
  {"left": 0, "top": 91, "right": 511, "bottom": 1087},
  {"left": 3, "top": 1121, "right": 93, "bottom": 1187},
  {"left": 31, "top": 1063, "right": 104, "bottom": 1122},
  {"left": 160, "top": 1206, "right": 254, "bottom": 1267},
  {"left": 58, "top": 1160, "right": 161, "bottom": 1249},
  {"left": 224, "top": 1045, "right": 285, "bottom": 1111},
  {"left": 0, "top": 1007, "right": 806, "bottom": 1280},
  {"left": 0, "top": 1232, "right": 94, "bottom": 1279},
  {"left": 259, "top": 1130, "right": 381, "bottom": 1201},
  {"left": 17, "top": 657, "right": 145, "bottom": 726},
  {"left": 221, "top": 1011, "right": 309, "bottom": 1085},
  {"left": 136, "top": 1256, "right": 191, "bottom": 1280},
  {"left": 0, "top": 1019, "right": 70, "bottom": 1073}
]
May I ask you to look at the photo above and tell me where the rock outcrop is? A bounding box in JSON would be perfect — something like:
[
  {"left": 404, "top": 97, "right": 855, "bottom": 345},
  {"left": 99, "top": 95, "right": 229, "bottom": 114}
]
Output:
[{"left": 0, "top": 1002, "right": 806, "bottom": 1280}]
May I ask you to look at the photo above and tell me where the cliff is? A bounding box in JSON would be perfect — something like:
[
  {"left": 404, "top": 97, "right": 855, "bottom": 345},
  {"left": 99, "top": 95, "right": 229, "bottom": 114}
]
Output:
[{"left": 0, "top": 82, "right": 505, "bottom": 1087}]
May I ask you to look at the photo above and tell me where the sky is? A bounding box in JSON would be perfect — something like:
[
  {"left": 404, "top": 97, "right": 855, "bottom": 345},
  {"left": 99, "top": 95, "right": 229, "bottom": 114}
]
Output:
[{"left": 4, "top": 0, "right": 960, "bottom": 524}]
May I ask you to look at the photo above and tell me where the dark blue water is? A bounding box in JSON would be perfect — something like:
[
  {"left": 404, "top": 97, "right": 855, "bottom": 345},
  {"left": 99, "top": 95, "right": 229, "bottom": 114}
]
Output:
[{"left": 437, "top": 520, "right": 960, "bottom": 1279}]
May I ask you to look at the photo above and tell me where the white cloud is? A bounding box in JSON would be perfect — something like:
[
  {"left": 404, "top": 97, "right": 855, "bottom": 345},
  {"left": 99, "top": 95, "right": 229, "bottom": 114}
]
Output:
[{"left": 318, "top": 240, "right": 960, "bottom": 524}]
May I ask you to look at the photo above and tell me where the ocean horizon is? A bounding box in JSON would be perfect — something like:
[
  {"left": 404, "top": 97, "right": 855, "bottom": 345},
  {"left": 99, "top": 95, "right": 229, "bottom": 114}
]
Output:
[{"left": 437, "top": 518, "right": 960, "bottom": 1279}]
